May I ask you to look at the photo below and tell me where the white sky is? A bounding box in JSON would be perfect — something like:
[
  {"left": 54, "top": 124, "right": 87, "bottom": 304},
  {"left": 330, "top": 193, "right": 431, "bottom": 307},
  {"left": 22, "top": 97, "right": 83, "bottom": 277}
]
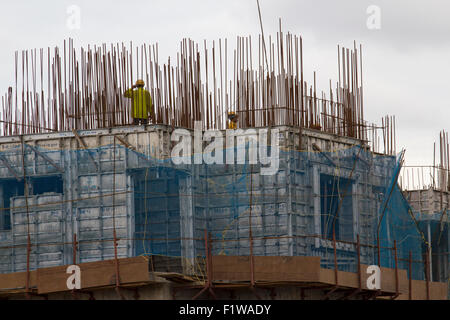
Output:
[{"left": 0, "top": 0, "right": 449, "bottom": 167}]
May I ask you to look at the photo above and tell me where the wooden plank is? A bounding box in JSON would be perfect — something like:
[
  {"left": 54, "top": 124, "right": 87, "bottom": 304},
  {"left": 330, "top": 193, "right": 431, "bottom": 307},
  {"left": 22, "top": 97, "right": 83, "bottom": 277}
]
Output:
[
  {"left": 0, "top": 270, "right": 38, "bottom": 292},
  {"left": 320, "top": 264, "right": 409, "bottom": 294},
  {"left": 397, "top": 280, "right": 448, "bottom": 300},
  {"left": 212, "top": 256, "right": 321, "bottom": 282},
  {"left": 37, "top": 257, "right": 150, "bottom": 294},
  {"left": 212, "top": 256, "right": 418, "bottom": 296}
]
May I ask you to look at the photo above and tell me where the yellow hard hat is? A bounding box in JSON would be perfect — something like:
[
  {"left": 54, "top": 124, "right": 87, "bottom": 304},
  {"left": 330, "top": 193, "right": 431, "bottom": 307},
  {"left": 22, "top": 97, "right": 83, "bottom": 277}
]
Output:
[
  {"left": 135, "top": 79, "right": 145, "bottom": 87},
  {"left": 228, "top": 112, "right": 238, "bottom": 121}
]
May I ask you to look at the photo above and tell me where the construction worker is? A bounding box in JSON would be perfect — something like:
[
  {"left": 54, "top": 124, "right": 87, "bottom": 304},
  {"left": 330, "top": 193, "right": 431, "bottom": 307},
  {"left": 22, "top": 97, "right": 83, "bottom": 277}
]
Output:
[
  {"left": 227, "top": 111, "right": 238, "bottom": 129},
  {"left": 124, "top": 79, "right": 154, "bottom": 125}
]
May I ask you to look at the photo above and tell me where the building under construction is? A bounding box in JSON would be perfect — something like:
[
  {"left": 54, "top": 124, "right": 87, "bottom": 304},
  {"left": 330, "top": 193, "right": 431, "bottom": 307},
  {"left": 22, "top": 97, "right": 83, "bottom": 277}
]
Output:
[
  {"left": 401, "top": 130, "right": 449, "bottom": 293},
  {"left": 0, "top": 28, "right": 448, "bottom": 300}
]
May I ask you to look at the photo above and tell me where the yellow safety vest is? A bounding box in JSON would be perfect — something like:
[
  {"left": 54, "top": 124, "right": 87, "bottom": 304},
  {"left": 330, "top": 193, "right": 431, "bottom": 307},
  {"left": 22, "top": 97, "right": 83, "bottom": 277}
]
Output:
[
  {"left": 228, "top": 120, "right": 237, "bottom": 129},
  {"left": 124, "top": 88, "right": 153, "bottom": 119}
]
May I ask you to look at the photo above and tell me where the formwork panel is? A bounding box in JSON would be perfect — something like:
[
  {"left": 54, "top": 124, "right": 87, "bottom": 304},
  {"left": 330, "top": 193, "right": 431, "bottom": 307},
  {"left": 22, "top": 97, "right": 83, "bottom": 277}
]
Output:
[{"left": 0, "top": 125, "right": 430, "bottom": 284}]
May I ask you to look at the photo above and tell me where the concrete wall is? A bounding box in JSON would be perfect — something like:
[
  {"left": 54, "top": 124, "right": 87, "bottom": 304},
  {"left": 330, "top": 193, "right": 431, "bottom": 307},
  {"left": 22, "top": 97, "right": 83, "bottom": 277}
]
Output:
[
  {"left": 405, "top": 188, "right": 449, "bottom": 292},
  {"left": 0, "top": 125, "right": 172, "bottom": 273},
  {"left": 406, "top": 188, "right": 449, "bottom": 214}
]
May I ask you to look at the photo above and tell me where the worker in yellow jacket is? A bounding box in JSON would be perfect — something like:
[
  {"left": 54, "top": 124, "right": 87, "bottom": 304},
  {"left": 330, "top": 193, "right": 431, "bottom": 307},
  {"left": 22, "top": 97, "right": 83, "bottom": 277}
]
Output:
[
  {"left": 228, "top": 111, "right": 238, "bottom": 129},
  {"left": 124, "top": 79, "right": 154, "bottom": 125}
]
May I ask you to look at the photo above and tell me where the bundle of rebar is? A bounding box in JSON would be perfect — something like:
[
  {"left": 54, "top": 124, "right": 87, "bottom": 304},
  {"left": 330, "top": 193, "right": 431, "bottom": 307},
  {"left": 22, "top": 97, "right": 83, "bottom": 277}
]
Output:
[
  {"left": 1, "top": 26, "right": 379, "bottom": 144},
  {"left": 400, "top": 130, "right": 449, "bottom": 191},
  {"left": 437, "top": 130, "right": 449, "bottom": 191}
]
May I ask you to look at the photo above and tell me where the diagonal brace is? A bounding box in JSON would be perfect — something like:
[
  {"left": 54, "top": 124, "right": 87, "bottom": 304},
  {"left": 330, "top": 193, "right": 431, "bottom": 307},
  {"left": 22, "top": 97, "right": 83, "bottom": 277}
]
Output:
[
  {"left": 0, "top": 153, "right": 22, "bottom": 181},
  {"left": 26, "top": 144, "right": 64, "bottom": 173}
]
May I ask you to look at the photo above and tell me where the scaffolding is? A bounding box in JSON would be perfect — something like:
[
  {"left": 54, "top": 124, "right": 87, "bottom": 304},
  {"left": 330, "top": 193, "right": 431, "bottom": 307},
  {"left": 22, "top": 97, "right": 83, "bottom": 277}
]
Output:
[{"left": 0, "top": 124, "right": 442, "bottom": 300}]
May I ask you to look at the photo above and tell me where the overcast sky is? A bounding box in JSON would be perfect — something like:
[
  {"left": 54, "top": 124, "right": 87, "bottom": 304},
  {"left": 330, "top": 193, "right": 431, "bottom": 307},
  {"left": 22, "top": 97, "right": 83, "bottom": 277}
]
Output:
[{"left": 0, "top": 0, "right": 448, "bottom": 167}]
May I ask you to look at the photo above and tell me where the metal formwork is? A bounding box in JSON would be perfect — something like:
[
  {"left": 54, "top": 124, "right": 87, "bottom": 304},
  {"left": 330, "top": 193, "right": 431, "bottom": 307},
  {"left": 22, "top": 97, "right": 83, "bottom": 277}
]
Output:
[{"left": 0, "top": 124, "right": 426, "bottom": 281}]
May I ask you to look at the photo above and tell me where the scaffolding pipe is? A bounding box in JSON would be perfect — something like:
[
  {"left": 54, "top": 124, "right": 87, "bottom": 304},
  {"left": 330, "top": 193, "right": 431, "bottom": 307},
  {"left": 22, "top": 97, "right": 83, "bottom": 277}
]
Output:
[{"left": 427, "top": 221, "right": 433, "bottom": 282}]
